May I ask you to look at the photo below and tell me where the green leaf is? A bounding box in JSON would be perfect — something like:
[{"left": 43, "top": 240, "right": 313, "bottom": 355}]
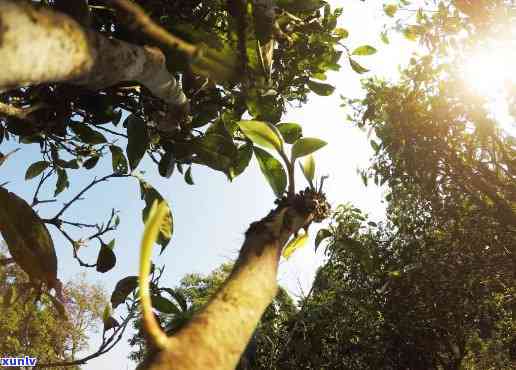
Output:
[
  {"left": 192, "top": 134, "right": 238, "bottom": 172},
  {"left": 70, "top": 123, "right": 107, "bottom": 145},
  {"left": 282, "top": 232, "right": 309, "bottom": 259},
  {"left": 158, "top": 152, "right": 175, "bottom": 178},
  {"left": 334, "top": 27, "right": 349, "bottom": 39},
  {"left": 185, "top": 167, "right": 194, "bottom": 185},
  {"left": 111, "top": 276, "right": 138, "bottom": 309},
  {"left": 352, "top": 45, "right": 377, "bottom": 56},
  {"left": 83, "top": 155, "right": 100, "bottom": 170},
  {"left": 109, "top": 145, "right": 128, "bottom": 174},
  {"left": 403, "top": 26, "right": 419, "bottom": 41},
  {"left": 300, "top": 155, "right": 316, "bottom": 186},
  {"left": 349, "top": 58, "right": 369, "bottom": 74},
  {"left": 96, "top": 242, "right": 116, "bottom": 273},
  {"left": 254, "top": 147, "right": 287, "bottom": 198},
  {"left": 380, "top": 31, "right": 390, "bottom": 44},
  {"left": 151, "top": 295, "right": 181, "bottom": 315},
  {"left": 139, "top": 180, "right": 173, "bottom": 252},
  {"left": 315, "top": 228, "right": 331, "bottom": 251},
  {"left": 307, "top": 80, "right": 336, "bottom": 96},
  {"left": 383, "top": 4, "right": 397, "bottom": 17},
  {"left": 126, "top": 114, "right": 149, "bottom": 171},
  {"left": 25, "top": 161, "right": 50, "bottom": 180},
  {"left": 237, "top": 120, "right": 283, "bottom": 152},
  {"left": 229, "top": 143, "right": 253, "bottom": 180},
  {"left": 291, "top": 138, "right": 327, "bottom": 161},
  {"left": 277, "top": 123, "right": 303, "bottom": 144},
  {"left": 54, "top": 168, "right": 69, "bottom": 196},
  {"left": 162, "top": 288, "right": 188, "bottom": 312}
]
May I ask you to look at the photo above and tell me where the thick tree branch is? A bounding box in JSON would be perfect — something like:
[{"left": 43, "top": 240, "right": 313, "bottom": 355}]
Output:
[{"left": 0, "top": 1, "right": 188, "bottom": 110}]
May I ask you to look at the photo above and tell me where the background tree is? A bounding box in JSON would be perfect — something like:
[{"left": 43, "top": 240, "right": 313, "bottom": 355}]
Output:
[{"left": 0, "top": 245, "right": 107, "bottom": 368}]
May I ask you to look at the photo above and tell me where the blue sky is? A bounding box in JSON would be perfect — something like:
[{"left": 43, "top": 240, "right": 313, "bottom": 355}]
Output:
[{"left": 0, "top": 1, "right": 418, "bottom": 369}]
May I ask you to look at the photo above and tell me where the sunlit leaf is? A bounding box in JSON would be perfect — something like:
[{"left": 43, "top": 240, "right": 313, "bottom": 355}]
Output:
[
  {"left": 237, "top": 120, "right": 283, "bottom": 152},
  {"left": 300, "top": 155, "right": 316, "bottom": 186},
  {"left": 383, "top": 4, "right": 397, "bottom": 17},
  {"left": 334, "top": 27, "right": 349, "bottom": 39},
  {"left": 282, "top": 232, "right": 309, "bottom": 259},
  {"left": 291, "top": 138, "right": 327, "bottom": 161},
  {"left": 352, "top": 45, "right": 377, "bottom": 56}
]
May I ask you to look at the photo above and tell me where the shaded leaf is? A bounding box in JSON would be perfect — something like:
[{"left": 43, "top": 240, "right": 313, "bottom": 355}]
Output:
[
  {"left": 25, "top": 161, "right": 50, "bottom": 180},
  {"left": 126, "top": 114, "right": 149, "bottom": 171},
  {"left": 103, "top": 316, "right": 120, "bottom": 331},
  {"left": 229, "top": 143, "right": 253, "bottom": 180},
  {"left": 185, "top": 167, "right": 194, "bottom": 185},
  {"left": 277, "top": 123, "right": 303, "bottom": 144},
  {"left": 192, "top": 134, "right": 238, "bottom": 172},
  {"left": 109, "top": 145, "right": 128, "bottom": 174},
  {"left": 70, "top": 123, "right": 107, "bottom": 145},
  {"left": 291, "top": 138, "right": 327, "bottom": 160},
  {"left": 349, "top": 58, "right": 369, "bottom": 74},
  {"left": 54, "top": 168, "right": 69, "bottom": 196},
  {"left": 0, "top": 188, "right": 58, "bottom": 286},
  {"left": 151, "top": 295, "right": 181, "bottom": 315},
  {"left": 315, "top": 228, "right": 331, "bottom": 251},
  {"left": 96, "top": 242, "right": 116, "bottom": 273},
  {"left": 307, "top": 80, "right": 335, "bottom": 96},
  {"left": 254, "top": 147, "right": 287, "bottom": 198},
  {"left": 162, "top": 288, "right": 188, "bottom": 312},
  {"left": 139, "top": 180, "right": 173, "bottom": 252},
  {"left": 159, "top": 152, "right": 175, "bottom": 178},
  {"left": 111, "top": 276, "right": 138, "bottom": 309},
  {"left": 237, "top": 120, "right": 283, "bottom": 152},
  {"left": 83, "top": 155, "right": 100, "bottom": 170}
]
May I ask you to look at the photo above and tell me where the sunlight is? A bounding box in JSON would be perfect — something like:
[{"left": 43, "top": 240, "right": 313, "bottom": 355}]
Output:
[{"left": 461, "top": 47, "right": 516, "bottom": 135}]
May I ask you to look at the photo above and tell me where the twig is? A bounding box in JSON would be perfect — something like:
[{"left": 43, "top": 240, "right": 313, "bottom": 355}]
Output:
[
  {"left": 52, "top": 173, "right": 127, "bottom": 220},
  {"left": 108, "top": 0, "right": 197, "bottom": 57},
  {"left": 93, "top": 124, "right": 128, "bottom": 138},
  {"left": 32, "top": 170, "right": 55, "bottom": 207}
]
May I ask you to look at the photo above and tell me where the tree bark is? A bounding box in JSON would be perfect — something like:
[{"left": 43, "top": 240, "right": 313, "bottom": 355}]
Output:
[{"left": 0, "top": 1, "right": 187, "bottom": 108}]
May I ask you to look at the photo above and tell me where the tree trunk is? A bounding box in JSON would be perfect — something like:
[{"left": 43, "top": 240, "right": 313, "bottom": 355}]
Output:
[{"left": 140, "top": 191, "right": 329, "bottom": 370}]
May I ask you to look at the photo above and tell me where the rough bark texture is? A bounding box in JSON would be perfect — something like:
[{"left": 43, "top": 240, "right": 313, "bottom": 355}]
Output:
[
  {"left": 0, "top": 0, "right": 186, "bottom": 107},
  {"left": 138, "top": 190, "right": 331, "bottom": 370}
]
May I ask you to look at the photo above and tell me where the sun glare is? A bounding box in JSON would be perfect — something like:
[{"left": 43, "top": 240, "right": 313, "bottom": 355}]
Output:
[{"left": 461, "top": 47, "right": 516, "bottom": 135}]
